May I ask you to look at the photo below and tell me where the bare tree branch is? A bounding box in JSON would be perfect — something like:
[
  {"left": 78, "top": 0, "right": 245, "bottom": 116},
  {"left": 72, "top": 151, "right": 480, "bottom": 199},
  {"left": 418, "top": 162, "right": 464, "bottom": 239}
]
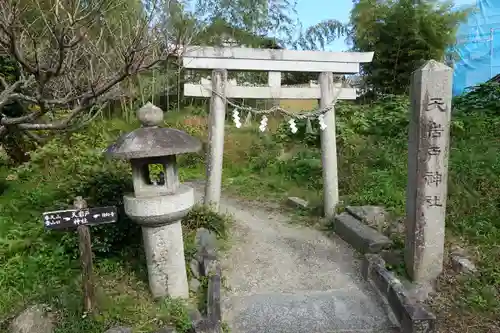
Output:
[
  {"left": 0, "top": 0, "right": 172, "bottom": 136},
  {"left": 0, "top": 75, "right": 36, "bottom": 110},
  {"left": 23, "top": 129, "right": 46, "bottom": 144}
]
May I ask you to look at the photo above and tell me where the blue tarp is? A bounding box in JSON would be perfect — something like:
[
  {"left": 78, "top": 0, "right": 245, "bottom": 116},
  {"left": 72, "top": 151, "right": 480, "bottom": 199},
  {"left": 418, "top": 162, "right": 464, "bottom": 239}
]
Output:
[{"left": 452, "top": 0, "right": 500, "bottom": 96}]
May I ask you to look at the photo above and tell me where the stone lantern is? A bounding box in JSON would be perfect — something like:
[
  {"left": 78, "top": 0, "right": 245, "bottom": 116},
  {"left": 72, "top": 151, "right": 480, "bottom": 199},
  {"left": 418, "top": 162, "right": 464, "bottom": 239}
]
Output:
[{"left": 104, "top": 102, "right": 201, "bottom": 299}]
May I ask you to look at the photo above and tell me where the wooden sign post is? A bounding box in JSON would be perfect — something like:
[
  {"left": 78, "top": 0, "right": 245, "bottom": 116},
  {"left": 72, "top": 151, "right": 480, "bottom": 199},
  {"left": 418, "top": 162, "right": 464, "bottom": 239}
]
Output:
[{"left": 42, "top": 196, "right": 117, "bottom": 313}]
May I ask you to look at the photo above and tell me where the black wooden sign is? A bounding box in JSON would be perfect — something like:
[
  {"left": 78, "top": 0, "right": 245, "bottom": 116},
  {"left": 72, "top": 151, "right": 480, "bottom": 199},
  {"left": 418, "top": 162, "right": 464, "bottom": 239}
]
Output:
[{"left": 43, "top": 206, "right": 118, "bottom": 230}]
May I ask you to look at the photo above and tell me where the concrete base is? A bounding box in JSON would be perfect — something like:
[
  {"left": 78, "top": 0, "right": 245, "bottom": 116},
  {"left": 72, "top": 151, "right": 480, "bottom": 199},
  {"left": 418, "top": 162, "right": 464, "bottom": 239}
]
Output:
[
  {"left": 142, "top": 221, "right": 189, "bottom": 299},
  {"left": 124, "top": 184, "right": 194, "bottom": 227}
]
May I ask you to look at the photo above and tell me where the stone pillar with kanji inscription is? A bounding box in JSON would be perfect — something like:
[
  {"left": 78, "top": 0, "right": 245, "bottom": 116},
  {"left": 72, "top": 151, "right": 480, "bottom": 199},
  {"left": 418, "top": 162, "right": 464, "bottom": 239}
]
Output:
[{"left": 405, "top": 60, "right": 453, "bottom": 284}]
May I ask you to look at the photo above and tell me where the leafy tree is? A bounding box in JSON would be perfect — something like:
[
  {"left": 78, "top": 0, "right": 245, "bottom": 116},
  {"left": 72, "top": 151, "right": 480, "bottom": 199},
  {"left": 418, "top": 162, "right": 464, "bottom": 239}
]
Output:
[
  {"left": 186, "top": 0, "right": 347, "bottom": 51},
  {"left": 143, "top": 0, "right": 350, "bottom": 102},
  {"left": 191, "top": 0, "right": 299, "bottom": 46},
  {"left": 349, "top": 0, "right": 468, "bottom": 95},
  {"left": 294, "top": 19, "right": 347, "bottom": 51}
]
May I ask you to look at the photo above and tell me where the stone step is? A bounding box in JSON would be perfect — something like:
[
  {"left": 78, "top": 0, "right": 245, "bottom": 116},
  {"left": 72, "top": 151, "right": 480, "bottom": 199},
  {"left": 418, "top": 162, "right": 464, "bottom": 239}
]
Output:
[{"left": 222, "top": 290, "right": 398, "bottom": 333}]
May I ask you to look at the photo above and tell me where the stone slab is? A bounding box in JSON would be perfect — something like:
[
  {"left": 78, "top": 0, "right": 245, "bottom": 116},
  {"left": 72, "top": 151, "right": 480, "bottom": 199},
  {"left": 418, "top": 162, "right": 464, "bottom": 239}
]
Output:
[
  {"left": 207, "top": 265, "right": 222, "bottom": 326},
  {"left": 346, "top": 205, "right": 389, "bottom": 228},
  {"left": 334, "top": 213, "right": 392, "bottom": 254},
  {"left": 223, "top": 290, "right": 396, "bottom": 333},
  {"left": 191, "top": 226, "right": 223, "bottom": 333},
  {"left": 286, "top": 196, "right": 309, "bottom": 209},
  {"left": 450, "top": 254, "right": 477, "bottom": 274},
  {"left": 10, "top": 304, "right": 54, "bottom": 333}
]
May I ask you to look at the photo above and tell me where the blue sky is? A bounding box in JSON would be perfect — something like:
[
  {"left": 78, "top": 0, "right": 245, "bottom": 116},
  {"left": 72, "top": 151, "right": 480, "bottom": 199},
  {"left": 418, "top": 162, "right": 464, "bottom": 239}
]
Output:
[{"left": 296, "top": 0, "right": 478, "bottom": 51}]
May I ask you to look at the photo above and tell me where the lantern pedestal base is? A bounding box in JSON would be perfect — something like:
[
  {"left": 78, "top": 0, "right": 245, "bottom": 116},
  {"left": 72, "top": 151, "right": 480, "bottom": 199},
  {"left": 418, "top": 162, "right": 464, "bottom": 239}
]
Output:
[
  {"left": 123, "top": 184, "right": 194, "bottom": 299},
  {"left": 142, "top": 221, "right": 189, "bottom": 299}
]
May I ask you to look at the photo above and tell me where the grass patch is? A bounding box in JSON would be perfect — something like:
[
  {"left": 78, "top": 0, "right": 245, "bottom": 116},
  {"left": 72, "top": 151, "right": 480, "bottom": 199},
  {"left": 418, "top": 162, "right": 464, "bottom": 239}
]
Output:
[
  {"left": 0, "top": 116, "right": 231, "bottom": 331},
  {"left": 2, "top": 86, "right": 500, "bottom": 332},
  {"left": 0, "top": 175, "right": 193, "bottom": 332}
]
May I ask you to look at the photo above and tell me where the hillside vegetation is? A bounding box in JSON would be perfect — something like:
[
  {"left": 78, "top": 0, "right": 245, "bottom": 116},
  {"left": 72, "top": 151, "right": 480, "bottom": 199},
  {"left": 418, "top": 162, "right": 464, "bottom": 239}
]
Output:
[{"left": 1, "top": 82, "right": 500, "bottom": 332}]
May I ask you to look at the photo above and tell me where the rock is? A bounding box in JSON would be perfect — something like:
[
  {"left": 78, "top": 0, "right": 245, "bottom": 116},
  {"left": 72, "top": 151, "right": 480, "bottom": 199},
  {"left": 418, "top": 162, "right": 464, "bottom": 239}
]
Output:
[
  {"left": 406, "top": 281, "right": 437, "bottom": 303},
  {"left": 154, "top": 325, "right": 177, "bottom": 333},
  {"left": 450, "top": 244, "right": 466, "bottom": 256},
  {"left": 190, "top": 258, "right": 201, "bottom": 278},
  {"left": 104, "top": 327, "right": 132, "bottom": 333},
  {"left": 449, "top": 246, "right": 477, "bottom": 274},
  {"left": 286, "top": 197, "right": 309, "bottom": 209},
  {"left": 346, "top": 206, "right": 390, "bottom": 231},
  {"left": 5, "top": 174, "right": 18, "bottom": 181},
  {"left": 202, "top": 258, "right": 219, "bottom": 276},
  {"left": 186, "top": 304, "right": 205, "bottom": 332},
  {"left": 451, "top": 254, "right": 477, "bottom": 274},
  {"left": 381, "top": 249, "right": 404, "bottom": 267},
  {"left": 189, "top": 278, "right": 201, "bottom": 292},
  {"left": 386, "top": 216, "right": 406, "bottom": 237},
  {"left": 187, "top": 306, "right": 203, "bottom": 323},
  {"left": 195, "top": 228, "right": 217, "bottom": 252},
  {"left": 9, "top": 304, "right": 54, "bottom": 333}
]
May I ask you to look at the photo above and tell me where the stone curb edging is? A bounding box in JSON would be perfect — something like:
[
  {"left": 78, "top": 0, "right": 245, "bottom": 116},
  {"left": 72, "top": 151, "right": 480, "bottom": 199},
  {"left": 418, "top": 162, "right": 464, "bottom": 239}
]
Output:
[
  {"left": 362, "top": 254, "right": 436, "bottom": 333},
  {"left": 334, "top": 212, "right": 392, "bottom": 254},
  {"left": 190, "top": 228, "right": 223, "bottom": 333}
]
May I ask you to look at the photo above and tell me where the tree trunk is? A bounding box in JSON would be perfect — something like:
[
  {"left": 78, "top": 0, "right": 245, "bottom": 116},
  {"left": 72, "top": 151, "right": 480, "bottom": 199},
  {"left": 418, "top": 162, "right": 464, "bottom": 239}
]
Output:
[
  {"left": 1, "top": 129, "right": 33, "bottom": 165},
  {"left": 0, "top": 98, "right": 35, "bottom": 165}
]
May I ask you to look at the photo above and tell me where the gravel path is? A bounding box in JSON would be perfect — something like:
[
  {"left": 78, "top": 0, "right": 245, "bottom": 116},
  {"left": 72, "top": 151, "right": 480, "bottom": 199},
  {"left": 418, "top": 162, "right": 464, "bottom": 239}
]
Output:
[{"left": 190, "top": 183, "right": 396, "bottom": 333}]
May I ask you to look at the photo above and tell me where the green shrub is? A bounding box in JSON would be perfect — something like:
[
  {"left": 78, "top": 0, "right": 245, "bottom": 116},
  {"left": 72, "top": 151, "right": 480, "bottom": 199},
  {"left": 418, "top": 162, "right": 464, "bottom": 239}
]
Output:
[
  {"left": 11, "top": 120, "right": 143, "bottom": 257},
  {"left": 182, "top": 204, "right": 230, "bottom": 238},
  {"left": 272, "top": 96, "right": 410, "bottom": 151},
  {"left": 181, "top": 104, "right": 208, "bottom": 116},
  {"left": 273, "top": 118, "right": 321, "bottom": 147},
  {"left": 0, "top": 117, "right": 207, "bottom": 330},
  {"left": 360, "top": 95, "right": 409, "bottom": 138},
  {"left": 453, "top": 81, "right": 500, "bottom": 114},
  {"left": 182, "top": 205, "right": 232, "bottom": 274},
  {"left": 276, "top": 149, "right": 323, "bottom": 190}
]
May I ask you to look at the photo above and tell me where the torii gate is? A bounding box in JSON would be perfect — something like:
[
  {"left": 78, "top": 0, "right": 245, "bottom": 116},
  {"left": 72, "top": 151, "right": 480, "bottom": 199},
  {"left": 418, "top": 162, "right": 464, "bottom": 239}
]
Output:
[{"left": 182, "top": 46, "right": 374, "bottom": 218}]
